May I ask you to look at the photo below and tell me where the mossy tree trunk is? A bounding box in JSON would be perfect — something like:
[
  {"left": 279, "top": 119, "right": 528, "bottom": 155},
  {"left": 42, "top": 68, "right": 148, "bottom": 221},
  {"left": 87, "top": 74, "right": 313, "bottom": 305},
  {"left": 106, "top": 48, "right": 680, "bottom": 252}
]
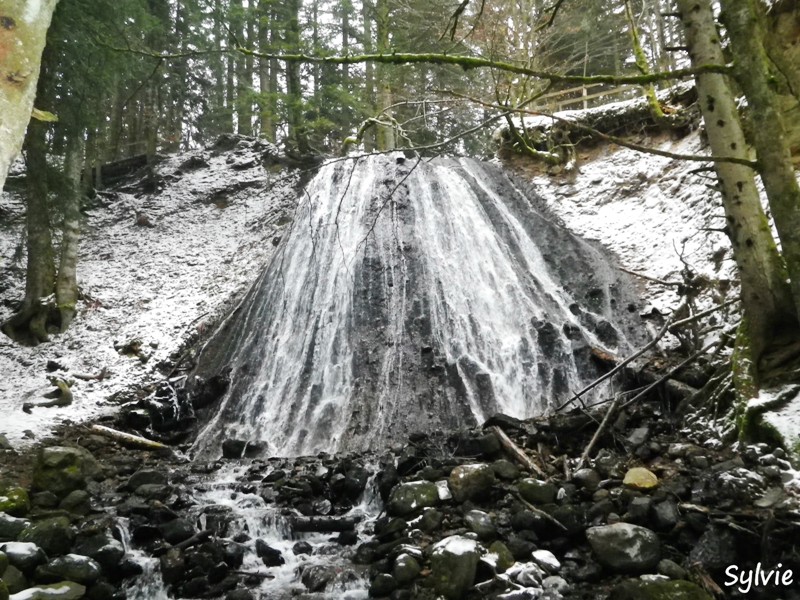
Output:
[
  {"left": 720, "top": 0, "right": 800, "bottom": 328},
  {"left": 374, "top": 0, "right": 395, "bottom": 151},
  {"left": 677, "top": 0, "right": 797, "bottom": 376},
  {"left": 3, "top": 115, "right": 56, "bottom": 345},
  {"left": 0, "top": 0, "right": 59, "bottom": 192}
]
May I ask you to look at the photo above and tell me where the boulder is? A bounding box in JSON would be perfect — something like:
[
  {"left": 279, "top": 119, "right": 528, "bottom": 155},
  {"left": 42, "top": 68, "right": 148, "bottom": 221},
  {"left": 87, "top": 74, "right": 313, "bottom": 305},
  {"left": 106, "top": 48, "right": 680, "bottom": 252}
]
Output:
[
  {"left": 72, "top": 534, "right": 124, "bottom": 572},
  {"left": 517, "top": 479, "right": 557, "bottom": 505},
  {"left": 35, "top": 554, "right": 101, "bottom": 585},
  {"left": 0, "top": 514, "right": 29, "bottom": 542},
  {"left": 2, "top": 567, "right": 26, "bottom": 596},
  {"left": 572, "top": 468, "right": 601, "bottom": 491},
  {"left": 32, "top": 446, "right": 103, "bottom": 499},
  {"left": 0, "top": 490, "right": 29, "bottom": 518},
  {"left": 19, "top": 517, "right": 75, "bottom": 557},
  {"left": 0, "top": 581, "right": 6, "bottom": 600},
  {"left": 158, "top": 518, "right": 195, "bottom": 545},
  {"left": 255, "top": 539, "right": 284, "bottom": 567},
  {"left": 464, "top": 510, "right": 496, "bottom": 541},
  {"left": 387, "top": 482, "right": 439, "bottom": 517},
  {"left": 688, "top": 525, "right": 737, "bottom": 570},
  {"left": 531, "top": 549, "right": 561, "bottom": 573},
  {"left": 58, "top": 491, "right": 91, "bottom": 516},
  {"left": 301, "top": 565, "right": 335, "bottom": 593},
  {"left": 0, "top": 542, "right": 47, "bottom": 572},
  {"left": 369, "top": 573, "right": 397, "bottom": 597},
  {"left": 448, "top": 464, "right": 496, "bottom": 502},
  {"left": 430, "top": 536, "right": 480, "bottom": 600},
  {"left": 586, "top": 523, "right": 660, "bottom": 573},
  {"left": 9, "top": 581, "right": 86, "bottom": 600},
  {"left": 392, "top": 553, "right": 421, "bottom": 584},
  {"left": 126, "top": 469, "right": 168, "bottom": 490},
  {"left": 609, "top": 579, "right": 713, "bottom": 600}
]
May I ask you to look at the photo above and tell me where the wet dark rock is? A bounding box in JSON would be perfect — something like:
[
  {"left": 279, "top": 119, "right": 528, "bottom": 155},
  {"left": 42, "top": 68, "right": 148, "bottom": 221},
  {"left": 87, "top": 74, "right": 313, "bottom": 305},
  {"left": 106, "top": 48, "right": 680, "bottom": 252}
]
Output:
[
  {"left": 126, "top": 469, "right": 168, "bottom": 490},
  {"left": 518, "top": 479, "right": 557, "bottom": 504},
  {"left": 491, "top": 459, "right": 520, "bottom": 481},
  {"left": 255, "top": 539, "right": 284, "bottom": 567},
  {"left": 417, "top": 508, "right": 444, "bottom": 533},
  {"left": 19, "top": 517, "right": 75, "bottom": 557},
  {"left": 657, "top": 558, "right": 687, "bottom": 580},
  {"left": 430, "top": 536, "right": 479, "bottom": 600},
  {"left": 159, "top": 548, "right": 185, "bottom": 585},
  {"left": 85, "top": 581, "right": 116, "bottom": 600},
  {"left": 302, "top": 564, "right": 336, "bottom": 593},
  {"left": 292, "top": 541, "right": 312, "bottom": 555},
  {"left": 369, "top": 572, "right": 397, "bottom": 597},
  {"left": 387, "top": 482, "right": 439, "bottom": 516},
  {"left": 225, "top": 590, "right": 254, "bottom": 600},
  {"left": 624, "top": 496, "right": 651, "bottom": 524},
  {"left": 505, "top": 535, "right": 537, "bottom": 560},
  {"left": 30, "top": 492, "right": 58, "bottom": 510},
  {"left": 208, "top": 561, "right": 230, "bottom": 584},
  {"left": 58, "top": 490, "right": 91, "bottom": 516},
  {"left": 586, "top": 523, "right": 660, "bottom": 573},
  {"left": 35, "top": 554, "right": 102, "bottom": 585},
  {"left": 2, "top": 564, "right": 26, "bottom": 593},
  {"left": 465, "top": 510, "right": 496, "bottom": 541},
  {"left": 0, "top": 513, "right": 29, "bottom": 541},
  {"left": 572, "top": 469, "right": 601, "bottom": 491},
  {"left": 688, "top": 525, "right": 737, "bottom": 570},
  {"left": 393, "top": 553, "right": 421, "bottom": 585},
  {"left": 222, "top": 542, "right": 245, "bottom": 569},
  {"left": 650, "top": 499, "right": 679, "bottom": 531},
  {"left": 609, "top": 579, "right": 713, "bottom": 600},
  {"left": 158, "top": 518, "right": 196, "bottom": 545},
  {"left": 448, "top": 464, "right": 496, "bottom": 502},
  {"left": 0, "top": 542, "right": 47, "bottom": 572},
  {"left": 221, "top": 439, "right": 264, "bottom": 459}
]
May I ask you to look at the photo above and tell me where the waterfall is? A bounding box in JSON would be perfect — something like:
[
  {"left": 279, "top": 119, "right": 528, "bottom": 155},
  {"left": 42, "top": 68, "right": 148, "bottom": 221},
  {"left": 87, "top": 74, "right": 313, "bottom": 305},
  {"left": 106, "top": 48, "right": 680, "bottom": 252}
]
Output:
[{"left": 192, "top": 154, "right": 642, "bottom": 457}]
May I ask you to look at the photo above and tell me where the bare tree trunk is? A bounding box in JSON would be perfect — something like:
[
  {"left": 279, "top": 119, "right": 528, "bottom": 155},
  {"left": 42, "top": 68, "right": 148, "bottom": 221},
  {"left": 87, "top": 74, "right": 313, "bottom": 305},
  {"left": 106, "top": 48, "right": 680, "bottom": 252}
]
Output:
[
  {"left": 56, "top": 128, "right": 84, "bottom": 332},
  {"left": 720, "top": 0, "right": 800, "bottom": 326},
  {"left": 362, "top": 0, "right": 376, "bottom": 151},
  {"left": 374, "top": 0, "right": 395, "bottom": 150},
  {"left": 677, "top": 0, "right": 796, "bottom": 370},
  {"left": 0, "top": 0, "right": 59, "bottom": 192}
]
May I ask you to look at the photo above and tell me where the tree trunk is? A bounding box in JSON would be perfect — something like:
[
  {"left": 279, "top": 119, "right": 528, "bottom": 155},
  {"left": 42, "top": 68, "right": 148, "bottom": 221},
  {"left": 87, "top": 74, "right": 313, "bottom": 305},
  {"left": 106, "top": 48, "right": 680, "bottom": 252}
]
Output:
[
  {"left": 676, "top": 0, "right": 796, "bottom": 370},
  {"left": 362, "top": 0, "right": 375, "bottom": 151},
  {"left": 3, "top": 117, "right": 56, "bottom": 345},
  {"left": 720, "top": 0, "right": 800, "bottom": 327},
  {"left": 56, "top": 128, "right": 84, "bottom": 332},
  {"left": 374, "top": 0, "right": 395, "bottom": 150},
  {"left": 284, "top": 0, "right": 309, "bottom": 153},
  {"left": 0, "top": 0, "right": 59, "bottom": 192}
]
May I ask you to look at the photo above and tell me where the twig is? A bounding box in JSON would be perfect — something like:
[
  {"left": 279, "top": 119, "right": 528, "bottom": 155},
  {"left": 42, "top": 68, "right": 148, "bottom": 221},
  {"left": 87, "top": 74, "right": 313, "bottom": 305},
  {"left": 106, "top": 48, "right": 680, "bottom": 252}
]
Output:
[
  {"left": 619, "top": 267, "right": 681, "bottom": 287},
  {"left": 510, "top": 489, "right": 568, "bottom": 532},
  {"left": 556, "top": 301, "right": 687, "bottom": 412},
  {"left": 488, "top": 425, "right": 545, "bottom": 477}
]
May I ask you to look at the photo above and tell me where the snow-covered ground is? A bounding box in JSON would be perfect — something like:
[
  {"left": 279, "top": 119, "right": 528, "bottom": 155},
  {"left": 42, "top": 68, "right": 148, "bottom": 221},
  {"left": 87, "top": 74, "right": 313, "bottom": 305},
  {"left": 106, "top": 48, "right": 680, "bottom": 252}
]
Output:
[
  {"left": 0, "top": 139, "right": 298, "bottom": 447},
  {"left": 531, "top": 131, "right": 737, "bottom": 313}
]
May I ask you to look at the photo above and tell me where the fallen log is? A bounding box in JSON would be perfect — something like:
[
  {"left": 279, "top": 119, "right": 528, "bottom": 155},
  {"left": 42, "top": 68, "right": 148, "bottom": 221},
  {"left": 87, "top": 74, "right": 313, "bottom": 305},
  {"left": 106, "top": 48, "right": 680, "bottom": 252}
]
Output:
[
  {"left": 89, "top": 424, "right": 172, "bottom": 454},
  {"left": 289, "top": 516, "right": 360, "bottom": 533}
]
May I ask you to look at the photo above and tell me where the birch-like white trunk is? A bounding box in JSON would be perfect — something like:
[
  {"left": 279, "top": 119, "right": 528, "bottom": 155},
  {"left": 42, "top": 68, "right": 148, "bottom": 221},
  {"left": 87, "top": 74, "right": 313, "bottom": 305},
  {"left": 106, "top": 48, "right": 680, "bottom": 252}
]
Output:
[{"left": 0, "top": 0, "right": 59, "bottom": 192}]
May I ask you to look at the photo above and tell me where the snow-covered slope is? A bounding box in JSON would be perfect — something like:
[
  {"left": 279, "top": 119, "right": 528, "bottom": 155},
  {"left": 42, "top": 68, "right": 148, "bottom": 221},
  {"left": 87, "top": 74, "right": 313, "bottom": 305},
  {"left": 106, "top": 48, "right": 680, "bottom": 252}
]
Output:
[{"left": 0, "top": 138, "right": 297, "bottom": 447}]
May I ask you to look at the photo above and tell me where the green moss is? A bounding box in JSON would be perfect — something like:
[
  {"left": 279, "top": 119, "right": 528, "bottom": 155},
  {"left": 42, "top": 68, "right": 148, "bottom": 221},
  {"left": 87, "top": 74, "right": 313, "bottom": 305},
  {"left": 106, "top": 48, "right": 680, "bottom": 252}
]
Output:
[{"left": 0, "top": 488, "right": 30, "bottom": 517}]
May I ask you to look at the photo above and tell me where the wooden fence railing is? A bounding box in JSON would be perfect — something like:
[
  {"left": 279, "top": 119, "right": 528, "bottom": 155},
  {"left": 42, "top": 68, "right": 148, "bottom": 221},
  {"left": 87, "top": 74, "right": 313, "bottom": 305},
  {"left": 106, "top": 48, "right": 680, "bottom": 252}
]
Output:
[{"left": 535, "top": 83, "right": 641, "bottom": 111}]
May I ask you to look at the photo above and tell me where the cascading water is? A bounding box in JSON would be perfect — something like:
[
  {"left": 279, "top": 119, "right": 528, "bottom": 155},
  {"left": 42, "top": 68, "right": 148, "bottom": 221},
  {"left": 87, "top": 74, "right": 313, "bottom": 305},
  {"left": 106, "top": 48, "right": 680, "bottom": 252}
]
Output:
[{"left": 192, "top": 154, "right": 643, "bottom": 457}]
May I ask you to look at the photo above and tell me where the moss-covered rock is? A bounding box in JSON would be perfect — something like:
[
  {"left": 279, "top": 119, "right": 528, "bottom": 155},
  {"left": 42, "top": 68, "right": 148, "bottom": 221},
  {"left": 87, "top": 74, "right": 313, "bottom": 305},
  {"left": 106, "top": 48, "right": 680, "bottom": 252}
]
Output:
[
  {"left": 0, "top": 488, "right": 30, "bottom": 518},
  {"left": 609, "top": 579, "right": 713, "bottom": 600},
  {"left": 0, "top": 579, "right": 8, "bottom": 600},
  {"left": 488, "top": 541, "right": 515, "bottom": 573},
  {"left": 517, "top": 478, "right": 557, "bottom": 505},
  {"left": 448, "top": 464, "right": 496, "bottom": 502},
  {"left": 19, "top": 517, "right": 75, "bottom": 557},
  {"left": 31, "top": 446, "right": 103, "bottom": 499},
  {"left": 387, "top": 481, "right": 439, "bottom": 516},
  {"left": 430, "top": 536, "right": 480, "bottom": 600}
]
